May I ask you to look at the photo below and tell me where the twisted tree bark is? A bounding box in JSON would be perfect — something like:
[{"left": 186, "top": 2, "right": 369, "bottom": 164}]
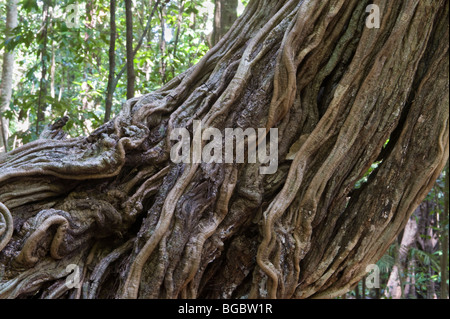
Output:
[{"left": 0, "top": 0, "right": 448, "bottom": 299}]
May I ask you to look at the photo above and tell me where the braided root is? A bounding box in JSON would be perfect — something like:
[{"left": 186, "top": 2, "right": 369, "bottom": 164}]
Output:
[
  {"left": 0, "top": 202, "right": 13, "bottom": 252},
  {"left": 16, "top": 215, "right": 69, "bottom": 265}
]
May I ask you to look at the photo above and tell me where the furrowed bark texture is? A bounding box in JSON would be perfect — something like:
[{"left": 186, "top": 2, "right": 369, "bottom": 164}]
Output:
[{"left": 0, "top": 0, "right": 448, "bottom": 299}]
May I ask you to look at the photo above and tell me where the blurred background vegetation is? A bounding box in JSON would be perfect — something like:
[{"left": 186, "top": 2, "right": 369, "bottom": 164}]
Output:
[{"left": 0, "top": 0, "right": 247, "bottom": 146}]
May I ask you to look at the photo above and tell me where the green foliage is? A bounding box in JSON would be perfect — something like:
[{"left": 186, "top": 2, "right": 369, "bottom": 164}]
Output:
[
  {"left": 409, "top": 247, "right": 441, "bottom": 274},
  {"left": 376, "top": 254, "right": 395, "bottom": 274},
  {"left": 1, "top": 0, "right": 245, "bottom": 149},
  {"left": 354, "top": 160, "right": 382, "bottom": 189}
]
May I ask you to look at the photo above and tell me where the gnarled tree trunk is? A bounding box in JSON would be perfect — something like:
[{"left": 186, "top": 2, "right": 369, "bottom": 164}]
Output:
[{"left": 0, "top": 0, "right": 448, "bottom": 299}]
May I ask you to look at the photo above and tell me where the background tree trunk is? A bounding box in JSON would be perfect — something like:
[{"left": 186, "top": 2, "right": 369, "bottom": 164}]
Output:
[
  {"left": 0, "top": 0, "right": 18, "bottom": 153},
  {"left": 212, "top": 0, "right": 238, "bottom": 46},
  {"left": 158, "top": 4, "right": 167, "bottom": 84},
  {"left": 440, "top": 162, "right": 449, "bottom": 299},
  {"left": 0, "top": 0, "right": 448, "bottom": 299},
  {"left": 385, "top": 209, "right": 419, "bottom": 298},
  {"left": 104, "top": 0, "right": 117, "bottom": 123},
  {"left": 417, "top": 200, "right": 440, "bottom": 298},
  {"left": 125, "top": 0, "right": 135, "bottom": 99},
  {"left": 170, "top": 0, "right": 184, "bottom": 77},
  {"left": 403, "top": 257, "right": 417, "bottom": 299},
  {"left": 105, "top": 0, "right": 160, "bottom": 122},
  {"left": 36, "top": 0, "right": 51, "bottom": 135}
]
